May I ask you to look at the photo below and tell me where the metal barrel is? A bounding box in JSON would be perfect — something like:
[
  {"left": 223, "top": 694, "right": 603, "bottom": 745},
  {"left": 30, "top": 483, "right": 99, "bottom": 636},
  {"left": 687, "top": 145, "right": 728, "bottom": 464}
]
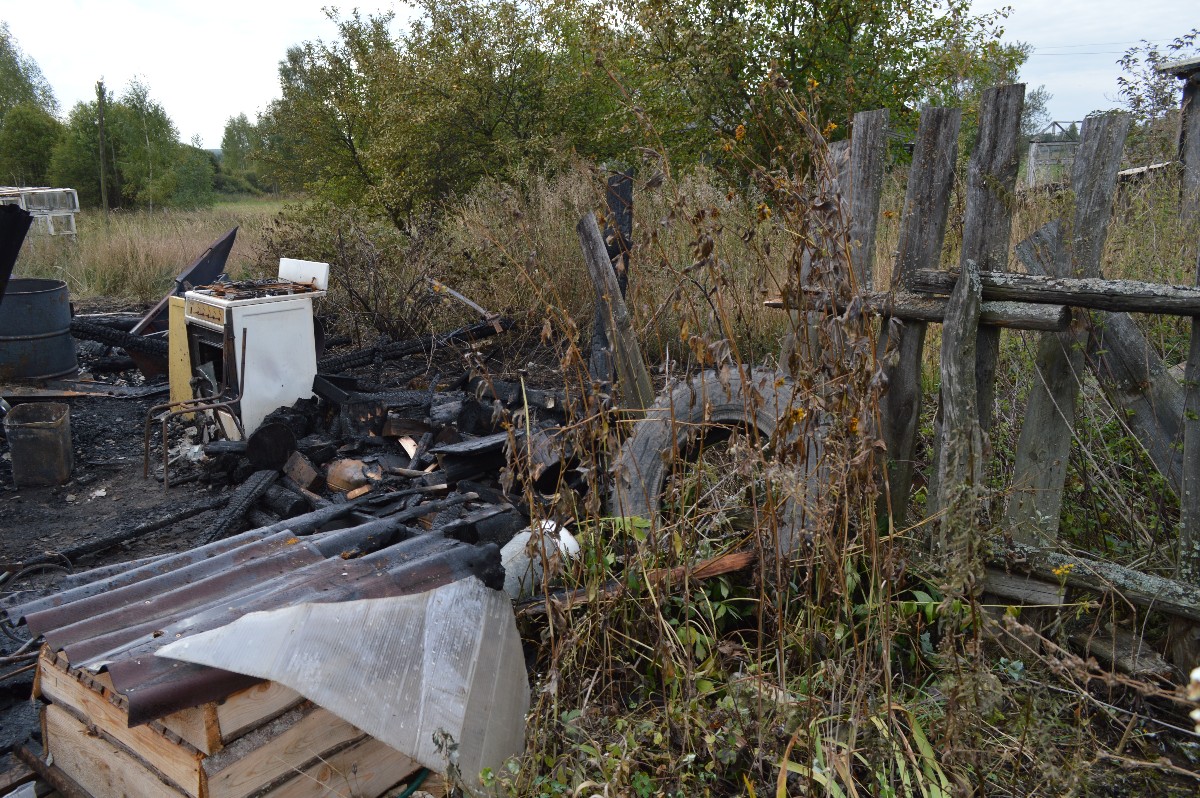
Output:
[{"left": 0, "top": 278, "right": 78, "bottom": 380}]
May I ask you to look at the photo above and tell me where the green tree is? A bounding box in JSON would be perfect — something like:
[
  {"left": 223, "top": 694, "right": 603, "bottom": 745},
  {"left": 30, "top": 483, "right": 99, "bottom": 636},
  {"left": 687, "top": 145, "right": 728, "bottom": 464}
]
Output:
[
  {"left": 0, "top": 101, "right": 61, "bottom": 185},
  {"left": 110, "top": 79, "right": 181, "bottom": 208},
  {"left": 0, "top": 22, "right": 57, "bottom": 119},
  {"left": 220, "top": 113, "right": 256, "bottom": 175},
  {"left": 170, "top": 140, "right": 217, "bottom": 208},
  {"left": 48, "top": 79, "right": 211, "bottom": 209},
  {"left": 611, "top": 0, "right": 1029, "bottom": 157},
  {"left": 50, "top": 98, "right": 118, "bottom": 207},
  {"left": 1117, "top": 29, "right": 1199, "bottom": 164},
  {"left": 259, "top": 1, "right": 624, "bottom": 229}
]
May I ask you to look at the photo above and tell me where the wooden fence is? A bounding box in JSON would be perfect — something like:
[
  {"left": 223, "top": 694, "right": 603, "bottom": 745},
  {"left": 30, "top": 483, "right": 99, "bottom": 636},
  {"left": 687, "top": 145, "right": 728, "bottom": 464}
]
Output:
[
  {"left": 577, "top": 82, "right": 1200, "bottom": 674},
  {"left": 815, "top": 85, "right": 1200, "bottom": 671}
]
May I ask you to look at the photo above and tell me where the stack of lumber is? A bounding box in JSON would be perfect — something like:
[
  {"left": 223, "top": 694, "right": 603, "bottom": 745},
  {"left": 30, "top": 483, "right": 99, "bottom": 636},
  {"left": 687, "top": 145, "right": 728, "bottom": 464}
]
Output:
[{"left": 33, "top": 648, "right": 442, "bottom": 798}]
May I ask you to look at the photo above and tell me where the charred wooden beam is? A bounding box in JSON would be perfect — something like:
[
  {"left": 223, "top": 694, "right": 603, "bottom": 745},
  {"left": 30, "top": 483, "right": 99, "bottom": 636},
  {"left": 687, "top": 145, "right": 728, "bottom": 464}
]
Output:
[
  {"left": 204, "top": 470, "right": 279, "bottom": 543},
  {"left": 69, "top": 318, "right": 168, "bottom": 357},
  {"left": 247, "top": 508, "right": 281, "bottom": 529},
  {"left": 468, "top": 376, "right": 566, "bottom": 413},
  {"left": 375, "top": 491, "right": 479, "bottom": 523},
  {"left": 316, "top": 317, "right": 512, "bottom": 374},
  {"left": 15, "top": 746, "right": 89, "bottom": 798},
  {"left": 261, "top": 484, "right": 307, "bottom": 519}
]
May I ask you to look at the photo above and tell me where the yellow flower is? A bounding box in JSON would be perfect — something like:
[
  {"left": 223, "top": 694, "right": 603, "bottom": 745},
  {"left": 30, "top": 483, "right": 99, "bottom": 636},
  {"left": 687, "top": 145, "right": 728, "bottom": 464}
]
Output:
[
  {"left": 806, "top": 78, "right": 819, "bottom": 92},
  {"left": 734, "top": 123, "right": 746, "bottom": 141},
  {"left": 1051, "top": 563, "right": 1074, "bottom": 578},
  {"left": 822, "top": 122, "right": 838, "bottom": 139},
  {"left": 756, "top": 202, "right": 772, "bottom": 221}
]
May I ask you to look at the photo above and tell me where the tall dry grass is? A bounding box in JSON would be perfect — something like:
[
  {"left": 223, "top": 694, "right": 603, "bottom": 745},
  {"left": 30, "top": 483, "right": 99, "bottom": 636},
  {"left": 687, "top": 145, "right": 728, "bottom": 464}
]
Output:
[{"left": 11, "top": 198, "right": 288, "bottom": 304}]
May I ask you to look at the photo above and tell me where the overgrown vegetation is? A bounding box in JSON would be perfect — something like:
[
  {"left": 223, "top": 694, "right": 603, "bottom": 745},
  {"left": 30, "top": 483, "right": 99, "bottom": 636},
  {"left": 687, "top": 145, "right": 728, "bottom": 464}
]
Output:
[
  {"left": 8, "top": 4, "right": 1200, "bottom": 795},
  {"left": 12, "top": 199, "right": 282, "bottom": 300}
]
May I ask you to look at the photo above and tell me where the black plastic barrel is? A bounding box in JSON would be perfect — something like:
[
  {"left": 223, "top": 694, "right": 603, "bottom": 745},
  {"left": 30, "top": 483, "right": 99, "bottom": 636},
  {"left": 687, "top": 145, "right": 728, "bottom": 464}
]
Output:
[{"left": 0, "top": 278, "right": 78, "bottom": 380}]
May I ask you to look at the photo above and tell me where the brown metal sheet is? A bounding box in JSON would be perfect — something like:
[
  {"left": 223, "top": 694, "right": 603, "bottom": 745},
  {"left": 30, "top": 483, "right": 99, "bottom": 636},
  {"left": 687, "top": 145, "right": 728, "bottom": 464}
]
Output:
[
  {"left": 8, "top": 510, "right": 503, "bottom": 727},
  {"left": 6, "top": 502, "right": 363, "bottom": 623}
]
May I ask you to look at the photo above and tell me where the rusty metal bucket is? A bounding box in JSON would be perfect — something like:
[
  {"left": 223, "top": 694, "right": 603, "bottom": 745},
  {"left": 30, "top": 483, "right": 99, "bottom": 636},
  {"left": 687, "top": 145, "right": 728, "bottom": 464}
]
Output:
[
  {"left": 4, "top": 401, "right": 74, "bottom": 487},
  {"left": 0, "top": 278, "right": 78, "bottom": 380}
]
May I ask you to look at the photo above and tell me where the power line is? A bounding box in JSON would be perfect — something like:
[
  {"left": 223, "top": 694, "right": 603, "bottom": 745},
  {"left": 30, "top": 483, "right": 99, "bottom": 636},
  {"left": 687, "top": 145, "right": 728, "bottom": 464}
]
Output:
[
  {"left": 1031, "top": 38, "right": 1175, "bottom": 50},
  {"left": 1029, "top": 51, "right": 1126, "bottom": 56}
]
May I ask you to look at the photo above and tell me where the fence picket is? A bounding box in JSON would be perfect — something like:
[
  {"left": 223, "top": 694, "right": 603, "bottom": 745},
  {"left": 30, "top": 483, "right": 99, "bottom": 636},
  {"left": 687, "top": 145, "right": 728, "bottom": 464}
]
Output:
[
  {"left": 879, "top": 107, "right": 961, "bottom": 529},
  {"left": 1005, "top": 114, "right": 1131, "bottom": 544}
]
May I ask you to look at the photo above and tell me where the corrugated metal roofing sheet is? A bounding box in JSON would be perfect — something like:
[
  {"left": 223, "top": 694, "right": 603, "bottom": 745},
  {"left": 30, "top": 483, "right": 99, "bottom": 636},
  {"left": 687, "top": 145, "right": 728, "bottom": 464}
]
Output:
[{"left": 8, "top": 510, "right": 503, "bottom": 726}]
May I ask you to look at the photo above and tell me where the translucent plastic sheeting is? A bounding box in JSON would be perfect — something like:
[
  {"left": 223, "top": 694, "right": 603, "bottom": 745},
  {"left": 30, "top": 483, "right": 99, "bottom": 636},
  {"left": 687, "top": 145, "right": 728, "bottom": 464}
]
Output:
[{"left": 156, "top": 578, "right": 528, "bottom": 795}]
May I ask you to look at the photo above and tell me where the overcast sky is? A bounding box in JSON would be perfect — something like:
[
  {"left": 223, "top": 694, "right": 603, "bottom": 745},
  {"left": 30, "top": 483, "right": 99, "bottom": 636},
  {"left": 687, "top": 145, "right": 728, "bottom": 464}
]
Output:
[{"left": 1, "top": 0, "right": 1196, "bottom": 148}]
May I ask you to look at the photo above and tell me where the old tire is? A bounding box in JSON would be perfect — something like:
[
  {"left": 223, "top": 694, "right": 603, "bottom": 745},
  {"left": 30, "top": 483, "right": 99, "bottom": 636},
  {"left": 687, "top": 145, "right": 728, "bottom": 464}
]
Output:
[{"left": 610, "top": 368, "right": 812, "bottom": 556}]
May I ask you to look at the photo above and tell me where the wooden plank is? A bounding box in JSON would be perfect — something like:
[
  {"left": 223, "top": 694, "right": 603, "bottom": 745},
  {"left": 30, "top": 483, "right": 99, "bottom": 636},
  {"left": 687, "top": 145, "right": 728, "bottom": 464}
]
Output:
[
  {"left": 1013, "top": 222, "right": 1188, "bottom": 496},
  {"left": 848, "top": 109, "right": 889, "bottom": 293},
  {"left": 929, "top": 257, "right": 984, "bottom": 551},
  {"left": 982, "top": 568, "right": 1065, "bottom": 606},
  {"left": 1171, "top": 251, "right": 1200, "bottom": 667},
  {"left": 964, "top": 84, "right": 1024, "bottom": 435},
  {"left": 0, "top": 761, "right": 35, "bottom": 794},
  {"left": 266, "top": 736, "right": 421, "bottom": 798},
  {"left": 37, "top": 653, "right": 205, "bottom": 796},
  {"left": 993, "top": 541, "right": 1200, "bottom": 623},
  {"left": 1005, "top": 114, "right": 1131, "bottom": 544},
  {"left": 54, "top": 650, "right": 217, "bottom": 758},
  {"left": 589, "top": 170, "right": 634, "bottom": 385},
  {"left": 168, "top": 296, "right": 193, "bottom": 413},
  {"left": 578, "top": 212, "right": 655, "bottom": 410},
  {"left": 909, "top": 268, "right": 1200, "bottom": 316},
  {"left": 204, "top": 705, "right": 363, "bottom": 798},
  {"left": 215, "top": 678, "right": 304, "bottom": 743},
  {"left": 43, "top": 703, "right": 186, "bottom": 798},
  {"left": 766, "top": 291, "right": 1070, "bottom": 331},
  {"left": 1087, "top": 312, "right": 1186, "bottom": 488},
  {"left": 1070, "top": 626, "right": 1174, "bottom": 679},
  {"left": 879, "top": 106, "right": 961, "bottom": 528}
]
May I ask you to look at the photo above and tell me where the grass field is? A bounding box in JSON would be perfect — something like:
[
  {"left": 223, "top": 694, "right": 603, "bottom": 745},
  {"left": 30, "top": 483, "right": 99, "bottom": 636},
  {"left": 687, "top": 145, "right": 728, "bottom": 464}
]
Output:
[{"left": 11, "top": 195, "right": 293, "bottom": 303}]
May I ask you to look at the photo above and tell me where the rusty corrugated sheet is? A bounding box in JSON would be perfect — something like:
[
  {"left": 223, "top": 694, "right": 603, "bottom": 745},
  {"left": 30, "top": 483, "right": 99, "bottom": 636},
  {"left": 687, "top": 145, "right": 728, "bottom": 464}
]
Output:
[{"left": 9, "top": 516, "right": 503, "bottom": 726}]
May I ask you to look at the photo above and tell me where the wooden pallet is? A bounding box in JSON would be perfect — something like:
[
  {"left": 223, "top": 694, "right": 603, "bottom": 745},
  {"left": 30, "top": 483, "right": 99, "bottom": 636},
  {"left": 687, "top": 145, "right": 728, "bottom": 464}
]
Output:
[{"left": 34, "top": 648, "right": 438, "bottom": 798}]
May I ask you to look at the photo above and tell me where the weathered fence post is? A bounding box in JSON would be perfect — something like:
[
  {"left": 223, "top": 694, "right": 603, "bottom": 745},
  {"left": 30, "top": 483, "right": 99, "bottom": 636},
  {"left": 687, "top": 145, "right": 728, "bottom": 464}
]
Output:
[
  {"left": 590, "top": 170, "right": 634, "bottom": 386},
  {"left": 879, "top": 107, "right": 961, "bottom": 529},
  {"left": 933, "top": 258, "right": 984, "bottom": 557},
  {"left": 1159, "top": 57, "right": 1200, "bottom": 220},
  {"left": 966, "top": 84, "right": 1025, "bottom": 437},
  {"left": 927, "top": 85, "right": 1024, "bottom": 516},
  {"left": 1181, "top": 253, "right": 1200, "bottom": 586},
  {"left": 1005, "top": 113, "right": 1131, "bottom": 544},
  {"left": 578, "top": 212, "right": 654, "bottom": 411},
  {"left": 781, "top": 111, "right": 888, "bottom": 372},
  {"left": 1172, "top": 249, "right": 1200, "bottom": 666},
  {"left": 847, "top": 109, "right": 889, "bottom": 293}
]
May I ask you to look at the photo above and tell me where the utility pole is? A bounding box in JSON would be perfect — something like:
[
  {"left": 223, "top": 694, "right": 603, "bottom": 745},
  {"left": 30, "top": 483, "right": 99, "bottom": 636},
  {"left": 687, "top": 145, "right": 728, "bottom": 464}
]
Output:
[{"left": 96, "top": 80, "right": 109, "bottom": 225}]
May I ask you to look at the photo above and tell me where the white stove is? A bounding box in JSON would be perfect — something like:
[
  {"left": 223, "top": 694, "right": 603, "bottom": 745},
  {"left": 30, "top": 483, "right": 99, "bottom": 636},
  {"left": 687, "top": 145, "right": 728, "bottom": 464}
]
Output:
[{"left": 182, "top": 259, "right": 329, "bottom": 435}]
